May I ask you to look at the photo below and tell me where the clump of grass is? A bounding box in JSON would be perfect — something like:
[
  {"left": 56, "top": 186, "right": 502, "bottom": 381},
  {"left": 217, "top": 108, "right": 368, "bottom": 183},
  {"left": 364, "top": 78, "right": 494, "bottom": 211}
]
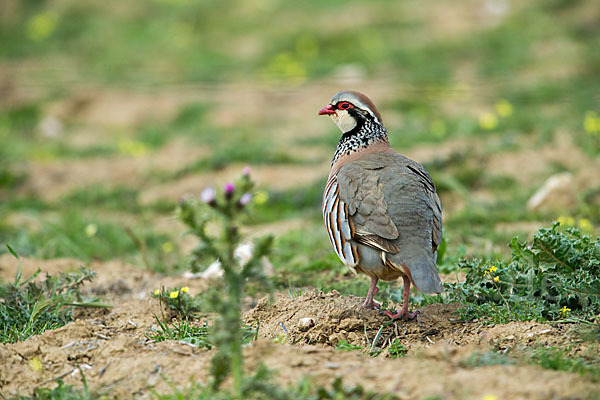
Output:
[
  {"left": 335, "top": 340, "right": 363, "bottom": 352},
  {"left": 529, "top": 346, "right": 600, "bottom": 381},
  {"left": 461, "top": 351, "right": 515, "bottom": 368},
  {"left": 146, "top": 315, "right": 257, "bottom": 350},
  {"left": 151, "top": 286, "right": 205, "bottom": 318},
  {"left": 0, "top": 245, "right": 110, "bottom": 344},
  {"left": 386, "top": 339, "right": 408, "bottom": 359},
  {"left": 146, "top": 316, "right": 212, "bottom": 348},
  {"left": 445, "top": 224, "right": 600, "bottom": 324}
]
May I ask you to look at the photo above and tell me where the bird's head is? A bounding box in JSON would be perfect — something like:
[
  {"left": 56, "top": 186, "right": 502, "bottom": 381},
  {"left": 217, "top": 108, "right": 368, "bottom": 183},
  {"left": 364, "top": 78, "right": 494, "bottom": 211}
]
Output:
[{"left": 318, "top": 91, "right": 383, "bottom": 134}]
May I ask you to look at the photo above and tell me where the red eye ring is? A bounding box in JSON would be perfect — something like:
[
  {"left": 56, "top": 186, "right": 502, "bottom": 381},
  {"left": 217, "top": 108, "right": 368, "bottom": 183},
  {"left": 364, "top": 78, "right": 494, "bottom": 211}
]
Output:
[{"left": 338, "top": 102, "right": 353, "bottom": 110}]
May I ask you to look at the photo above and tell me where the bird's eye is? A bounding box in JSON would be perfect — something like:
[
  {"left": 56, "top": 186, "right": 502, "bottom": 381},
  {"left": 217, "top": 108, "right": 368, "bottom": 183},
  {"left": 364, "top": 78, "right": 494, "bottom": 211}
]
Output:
[{"left": 338, "top": 102, "right": 353, "bottom": 110}]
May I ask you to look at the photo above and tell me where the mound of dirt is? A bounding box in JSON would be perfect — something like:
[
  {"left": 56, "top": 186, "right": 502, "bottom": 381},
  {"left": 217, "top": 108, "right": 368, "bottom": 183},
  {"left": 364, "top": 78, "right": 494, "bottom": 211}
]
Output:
[{"left": 244, "top": 290, "right": 592, "bottom": 356}]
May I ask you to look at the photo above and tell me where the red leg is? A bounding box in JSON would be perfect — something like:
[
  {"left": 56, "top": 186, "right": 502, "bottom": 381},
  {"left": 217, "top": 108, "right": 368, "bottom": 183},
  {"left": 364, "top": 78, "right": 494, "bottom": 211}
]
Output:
[
  {"left": 362, "top": 276, "right": 380, "bottom": 309},
  {"left": 384, "top": 275, "right": 418, "bottom": 320}
]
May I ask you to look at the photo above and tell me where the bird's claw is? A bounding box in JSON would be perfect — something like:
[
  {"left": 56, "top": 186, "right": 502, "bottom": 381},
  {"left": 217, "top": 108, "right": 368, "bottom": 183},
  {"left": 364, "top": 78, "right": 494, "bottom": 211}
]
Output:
[
  {"left": 362, "top": 299, "right": 381, "bottom": 310},
  {"left": 383, "top": 309, "right": 420, "bottom": 321}
]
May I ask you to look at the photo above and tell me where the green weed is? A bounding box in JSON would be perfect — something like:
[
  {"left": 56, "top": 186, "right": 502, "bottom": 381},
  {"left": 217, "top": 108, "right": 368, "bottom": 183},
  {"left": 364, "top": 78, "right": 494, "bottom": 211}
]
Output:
[
  {"left": 530, "top": 346, "right": 599, "bottom": 381},
  {"left": 386, "top": 339, "right": 408, "bottom": 359},
  {"left": 461, "top": 351, "right": 514, "bottom": 368},
  {"left": 146, "top": 315, "right": 212, "bottom": 348},
  {"left": 335, "top": 340, "right": 363, "bottom": 352},
  {"left": 445, "top": 224, "right": 600, "bottom": 323},
  {"left": 0, "top": 246, "right": 110, "bottom": 344}
]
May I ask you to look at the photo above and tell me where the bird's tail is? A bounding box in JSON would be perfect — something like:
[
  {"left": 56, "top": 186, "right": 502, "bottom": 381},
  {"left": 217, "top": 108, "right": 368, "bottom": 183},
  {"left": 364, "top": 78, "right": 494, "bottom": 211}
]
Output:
[{"left": 390, "top": 250, "right": 442, "bottom": 294}]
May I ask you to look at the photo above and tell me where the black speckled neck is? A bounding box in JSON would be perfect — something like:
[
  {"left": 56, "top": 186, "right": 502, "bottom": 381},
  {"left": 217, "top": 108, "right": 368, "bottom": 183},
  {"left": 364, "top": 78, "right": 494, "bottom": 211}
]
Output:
[{"left": 331, "top": 118, "right": 389, "bottom": 166}]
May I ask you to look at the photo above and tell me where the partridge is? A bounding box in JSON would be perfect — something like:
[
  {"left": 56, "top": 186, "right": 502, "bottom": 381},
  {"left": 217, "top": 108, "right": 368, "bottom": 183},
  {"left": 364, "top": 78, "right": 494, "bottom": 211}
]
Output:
[{"left": 319, "top": 91, "right": 443, "bottom": 320}]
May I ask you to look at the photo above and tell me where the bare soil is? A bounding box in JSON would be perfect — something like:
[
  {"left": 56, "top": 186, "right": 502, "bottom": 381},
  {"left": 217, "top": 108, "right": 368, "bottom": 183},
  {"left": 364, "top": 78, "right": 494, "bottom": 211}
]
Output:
[{"left": 0, "top": 256, "right": 598, "bottom": 399}]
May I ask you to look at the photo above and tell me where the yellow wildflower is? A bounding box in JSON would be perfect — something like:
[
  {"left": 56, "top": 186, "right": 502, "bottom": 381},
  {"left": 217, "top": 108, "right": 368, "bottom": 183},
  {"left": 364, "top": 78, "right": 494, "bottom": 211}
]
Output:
[
  {"left": 584, "top": 111, "right": 600, "bottom": 135},
  {"left": 489, "top": 265, "right": 497, "bottom": 273},
  {"left": 482, "top": 395, "right": 498, "bottom": 400},
  {"left": 170, "top": 291, "right": 179, "bottom": 299},
  {"left": 181, "top": 286, "right": 189, "bottom": 293},
  {"left": 577, "top": 218, "right": 593, "bottom": 233},
  {"left": 560, "top": 306, "right": 571, "bottom": 316},
  {"left": 29, "top": 357, "right": 43, "bottom": 372},
  {"left": 153, "top": 289, "right": 160, "bottom": 296},
  {"left": 479, "top": 112, "right": 498, "bottom": 130},
  {"left": 495, "top": 100, "right": 513, "bottom": 117},
  {"left": 27, "top": 11, "right": 58, "bottom": 42},
  {"left": 493, "top": 276, "right": 500, "bottom": 282},
  {"left": 162, "top": 242, "right": 174, "bottom": 253},
  {"left": 118, "top": 139, "right": 147, "bottom": 158},
  {"left": 254, "top": 191, "right": 269, "bottom": 205},
  {"left": 85, "top": 223, "right": 98, "bottom": 238},
  {"left": 557, "top": 216, "right": 575, "bottom": 227}
]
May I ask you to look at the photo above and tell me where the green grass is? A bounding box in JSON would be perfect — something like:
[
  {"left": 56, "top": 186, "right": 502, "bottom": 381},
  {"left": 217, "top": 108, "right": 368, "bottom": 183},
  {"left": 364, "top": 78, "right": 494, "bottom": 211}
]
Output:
[
  {"left": 530, "top": 346, "right": 600, "bottom": 381},
  {"left": 461, "top": 351, "right": 515, "bottom": 368},
  {"left": 13, "top": 378, "right": 100, "bottom": 400},
  {"left": 146, "top": 315, "right": 213, "bottom": 348},
  {"left": 387, "top": 339, "right": 408, "bottom": 359},
  {"left": 335, "top": 340, "right": 363, "bottom": 352},
  {"left": 0, "top": 246, "right": 110, "bottom": 344}
]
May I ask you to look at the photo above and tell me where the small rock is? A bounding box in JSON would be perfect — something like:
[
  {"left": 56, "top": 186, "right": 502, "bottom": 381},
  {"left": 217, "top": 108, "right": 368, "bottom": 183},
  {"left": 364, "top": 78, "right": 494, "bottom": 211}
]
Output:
[
  {"left": 526, "top": 173, "right": 577, "bottom": 212},
  {"left": 298, "top": 317, "right": 315, "bottom": 332},
  {"left": 200, "top": 260, "right": 224, "bottom": 279},
  {"left": 38, "top": 115, "right": 63, "bottom": 138}
]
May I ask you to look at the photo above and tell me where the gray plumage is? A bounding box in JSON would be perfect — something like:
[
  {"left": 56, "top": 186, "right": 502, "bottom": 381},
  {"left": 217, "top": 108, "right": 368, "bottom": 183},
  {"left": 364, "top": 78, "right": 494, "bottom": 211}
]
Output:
[{"left": 337, "top": 152, "right": 443, "bottom": 294}]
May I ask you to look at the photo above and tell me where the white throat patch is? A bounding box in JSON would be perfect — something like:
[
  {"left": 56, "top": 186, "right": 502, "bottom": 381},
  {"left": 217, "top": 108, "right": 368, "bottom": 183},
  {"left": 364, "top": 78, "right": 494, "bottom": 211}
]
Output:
[{"left": 330, "top": 110, "right": 357, "bottom": 133}]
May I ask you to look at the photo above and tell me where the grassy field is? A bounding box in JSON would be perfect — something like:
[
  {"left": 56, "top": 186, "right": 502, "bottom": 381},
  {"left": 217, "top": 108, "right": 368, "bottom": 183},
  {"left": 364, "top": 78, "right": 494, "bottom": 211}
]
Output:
[{"left": 0, "top": 0, "right": 599, "bottom": 398}]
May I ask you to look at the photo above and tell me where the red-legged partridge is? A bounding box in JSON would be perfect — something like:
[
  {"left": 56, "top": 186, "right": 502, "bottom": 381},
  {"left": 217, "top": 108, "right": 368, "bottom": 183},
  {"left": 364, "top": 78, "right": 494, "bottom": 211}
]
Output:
[{"left": 319, "top": 91, "right": 443, "bottom": 320}]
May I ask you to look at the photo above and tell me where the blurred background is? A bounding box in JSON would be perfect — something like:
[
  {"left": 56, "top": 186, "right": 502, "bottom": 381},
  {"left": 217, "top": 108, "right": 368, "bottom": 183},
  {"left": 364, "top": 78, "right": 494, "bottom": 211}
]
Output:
[{"left": 0, "top": 0, "right": 599, "bottom": 294}]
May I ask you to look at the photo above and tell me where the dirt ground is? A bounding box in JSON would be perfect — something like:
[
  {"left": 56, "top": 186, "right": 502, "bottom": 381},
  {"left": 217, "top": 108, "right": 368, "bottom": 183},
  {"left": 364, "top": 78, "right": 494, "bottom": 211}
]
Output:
[{"left": 0, "top": 255, "right": 598, "bottom": 399}]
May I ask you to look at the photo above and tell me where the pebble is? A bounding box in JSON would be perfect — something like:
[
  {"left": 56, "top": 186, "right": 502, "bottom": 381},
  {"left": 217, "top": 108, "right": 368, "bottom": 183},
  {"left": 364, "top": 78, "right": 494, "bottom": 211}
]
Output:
[{"left": 298, "top": 317, "right": 315, "bottom": 331}]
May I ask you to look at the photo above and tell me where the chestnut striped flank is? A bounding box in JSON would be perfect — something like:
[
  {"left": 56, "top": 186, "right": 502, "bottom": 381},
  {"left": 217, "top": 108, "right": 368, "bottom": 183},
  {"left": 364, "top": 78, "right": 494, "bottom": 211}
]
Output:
[{"left": 323, "top": 174, "right": 358, "bottom": 271}]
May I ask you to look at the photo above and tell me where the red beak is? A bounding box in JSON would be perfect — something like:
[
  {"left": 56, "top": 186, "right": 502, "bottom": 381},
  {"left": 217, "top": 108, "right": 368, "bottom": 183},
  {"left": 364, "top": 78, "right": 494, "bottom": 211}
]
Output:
[{"left": 318, "top": 104, "right": 336, "bottom": 115}]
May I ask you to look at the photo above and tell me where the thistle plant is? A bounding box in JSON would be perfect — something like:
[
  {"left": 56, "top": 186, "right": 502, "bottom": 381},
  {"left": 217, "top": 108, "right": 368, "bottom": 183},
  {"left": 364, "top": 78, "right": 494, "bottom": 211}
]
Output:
[
  {"left": 177, "top": 169, "right": 273, "bottom": 397},
  {"left": 446, "top": 223, "right": 600, "bottom": 323}
]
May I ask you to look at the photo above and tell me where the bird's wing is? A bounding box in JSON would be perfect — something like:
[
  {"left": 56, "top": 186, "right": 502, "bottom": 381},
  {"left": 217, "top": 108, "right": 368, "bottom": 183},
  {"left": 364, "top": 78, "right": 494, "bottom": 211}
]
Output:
[
  {"left": 406, "top": 163, "right": 442, "bottom": 253},
  {"left": 335, "top": 164, "right": 401, "bottom": 253}
]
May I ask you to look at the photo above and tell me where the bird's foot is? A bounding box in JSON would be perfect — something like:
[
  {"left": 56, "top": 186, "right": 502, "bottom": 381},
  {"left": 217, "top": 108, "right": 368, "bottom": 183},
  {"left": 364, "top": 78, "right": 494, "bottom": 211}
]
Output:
[
  {"left": 361, "top": 286, "right": 380, "bottom": 310},
  {"left": 383, "top": 309, "right": 419, "bottom": 321},
  {"left": 361, "top": 299, "right": 381, "bottom": 310}
]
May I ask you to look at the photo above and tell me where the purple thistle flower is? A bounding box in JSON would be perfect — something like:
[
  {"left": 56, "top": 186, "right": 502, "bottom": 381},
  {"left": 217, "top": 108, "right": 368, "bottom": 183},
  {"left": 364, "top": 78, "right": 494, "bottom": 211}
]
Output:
[
  {"left": 239, "top": 192, "right": 252, "bottom": 206},
  {"left": 224, "top": 182, "right": 235, "bottom": 199},
  {"left": 242, "top": 166, "right": 251, "bottom": 176},
  {"left": 201, "top": 187, "right": 216, "bottom": 205}
]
